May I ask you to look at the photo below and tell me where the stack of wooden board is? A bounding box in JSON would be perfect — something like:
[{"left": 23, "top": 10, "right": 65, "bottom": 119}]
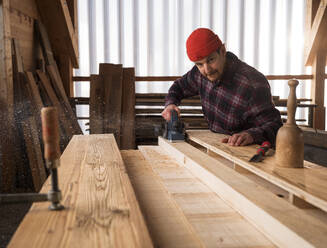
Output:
[
  {"left": 6, "top": 28, "right": 81, "bottom": 192},
  {"left": 9, "top": 133, "right": 327, "bottom": 247},
  {"left": 89, "top": 64, "right": 135, "bottom": 149}
]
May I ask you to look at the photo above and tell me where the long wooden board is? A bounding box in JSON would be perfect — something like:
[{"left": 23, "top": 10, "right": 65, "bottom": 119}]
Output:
[
  {"left": 9, "top": 134, "right": 152, "bottom": 247},
  {"left": 138, "top": 146, "right": 276, "bottom": 248},
  {"left": 120, "top": 68, "right": 136, "bottom": 149},
  {"left": 158, "top": 136, "right": 327, "bottom": 248},
  {"left": 89, "top": 74, "right": 104, "bottom": 134},
  {"left": 186, "top": 130, "right": 327, "bottom": 212},
  {"left": 121, "top": 150, "right": 205, "bottom": 248}
]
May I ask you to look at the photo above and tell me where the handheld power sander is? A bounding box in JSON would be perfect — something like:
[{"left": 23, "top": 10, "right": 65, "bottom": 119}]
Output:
[{"left": 163, "top": 109, "right": 186, "bottom": 142}]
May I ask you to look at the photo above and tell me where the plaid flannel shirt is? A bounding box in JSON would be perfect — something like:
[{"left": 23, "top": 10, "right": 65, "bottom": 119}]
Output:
[{"left": 165, "top": 52, "right": 282, "bottom": 145}]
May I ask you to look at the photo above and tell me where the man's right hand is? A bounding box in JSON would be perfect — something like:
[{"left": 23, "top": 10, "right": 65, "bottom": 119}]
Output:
[{"left": 161, "top": 104, "right": 180, "bottom": 121}]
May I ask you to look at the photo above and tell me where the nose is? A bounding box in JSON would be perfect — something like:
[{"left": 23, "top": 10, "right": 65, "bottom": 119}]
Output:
[{"left": 203, "top": 63, "right": 211, "bottom": 74}]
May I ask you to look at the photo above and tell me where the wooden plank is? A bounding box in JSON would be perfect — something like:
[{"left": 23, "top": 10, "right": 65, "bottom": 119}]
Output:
[
  {"left": 47, "top": 65, "right": 82, "bottom": 134},
  {"left": 36, "top": 70, "right": 73, "bottom": 146},
  {"left": 89, "top": 74, "right": 104, "bottom": 134},
  {"left": 25, "top": 71, "right": 44, "bottom": 113},
  {"left": 22, "top": 117, "right": 46, "bottom": 192},
  {"left": 121, "top": 68, "right": 136, "bottom": 149},
  {"left": 9, "top": 134, "right": 153, "bottom": 247},
  {"left": 311, "top": 52, "right": 326, "bottom": 129},
  {"left": 9, "top": 0, "right": 39, "bottom": 71},
  {"left": 138, "top": 146, "right": 276, "bottom": 247},
  {"left": 58, "top": 54, "right": 73, "bottom": 97},
  {"left": 12, "top": 39, "right": 47, "bottom": 192},
  {"left": 121, "top": 150, "right": 205, "bottom": 248},
  {"left": 99, "top": 63, "right": 123, "bottom": 146},
  {"left": 302, "top": 127, "right": 327, "bottom": 149},
  {"left": 0, "top": 0, "right": 17, "bottom": 192},
  {"left": 35, "top": 0, "right": 79, "bottom": 67},
  {"left": 158, "top": 136, "right": 327, "bottom": 248},
  {"left": 304, "top": 0, "right": 327, "bottom": 65},
  {"left": 186, "top": 130, "right": 327, "bottom": 212}
]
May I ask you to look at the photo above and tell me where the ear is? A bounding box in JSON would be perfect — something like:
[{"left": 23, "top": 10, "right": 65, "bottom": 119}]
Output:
[{"left": 220, "top": 44, "right": 226, "bottom": 56}]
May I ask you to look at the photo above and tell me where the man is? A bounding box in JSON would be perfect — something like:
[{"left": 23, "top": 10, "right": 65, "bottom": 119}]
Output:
[{"left": 162, "top": 28, "right": 282, "bottom": 146}]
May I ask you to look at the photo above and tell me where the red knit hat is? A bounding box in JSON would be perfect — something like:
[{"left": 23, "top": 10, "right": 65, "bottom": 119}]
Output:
[{"left": 186, "top": 28, "right": 222, "bottom": 61}]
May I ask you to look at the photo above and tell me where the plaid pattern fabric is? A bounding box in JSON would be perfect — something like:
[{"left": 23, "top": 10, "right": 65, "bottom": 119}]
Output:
[{"left": 165, "top": 52, "right": 282, "bottom": 145}]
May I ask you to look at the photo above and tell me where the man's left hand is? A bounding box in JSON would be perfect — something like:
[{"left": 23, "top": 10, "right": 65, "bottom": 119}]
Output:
[{"left": 221, "top": 132, "right": 254, "bottom": 146}]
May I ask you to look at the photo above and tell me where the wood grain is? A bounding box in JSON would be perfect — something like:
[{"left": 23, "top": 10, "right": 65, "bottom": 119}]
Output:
[
  {"left": 138, "top": 146, "right": 276, "bottom": 248},
  {"left": 9, "top": 134, "right": 152, "bottom": 247},
  {"left": 89, "top": 74, "right": 104, "bottom": 134},
  {"left": 122, "top": 150, "right": 205, "bottom": 247},
  {"left": 120, "top": 68, "right": 136, "bottom": 149},
  {"left": 158, "top": 136, "right": 327, "bottom": 248},
  {"left": 186, "top": 130, "right": 327, "bottom": 212}
]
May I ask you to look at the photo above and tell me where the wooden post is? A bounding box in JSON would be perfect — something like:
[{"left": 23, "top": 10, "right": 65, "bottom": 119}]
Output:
[
  {"left": 121, "top": 68, "right": 136, "bottom": 149},
  {"left": 0, "top": 0, "right": 17, "bottom": 192},
  {"left": 58, "top": 54, "right": 74, "bottom": 97},
  {"left": 311, "top": 52, "right": 326, "bottom": 130}
]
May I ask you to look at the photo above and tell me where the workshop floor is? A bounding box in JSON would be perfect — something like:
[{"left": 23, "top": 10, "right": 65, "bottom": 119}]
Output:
[{"left": 0, "top": 203, "right": 31, "bottom": 248}]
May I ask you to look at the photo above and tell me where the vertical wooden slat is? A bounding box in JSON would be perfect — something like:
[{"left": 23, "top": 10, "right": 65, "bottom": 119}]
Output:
[
  {"left": 121, "top": 68, "right": 136, "bottom": 149},
  {"left": 311, "top": 52, "right": 326, "bottom": 130},
  {"left": 100, "top": 63, "right": 123, "bottom": 147},
  {"left": 37, "top": 70, "right": 72, "bottom": 147},
  {"left": 58, "top": 54, "right": 73, "bottom": 97},
  {"left": 47, "top": 65, "right": 82, "bottom": 134},
  {"left": 0, "top": 0, "right": 16, "bottom": 192},
  {"left": 89, "top": 74, "right": 104, "bottom": 134}
]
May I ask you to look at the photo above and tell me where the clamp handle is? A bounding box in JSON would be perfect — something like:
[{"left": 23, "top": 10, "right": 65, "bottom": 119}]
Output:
[
  {"left": 41, "top": 107, "right": 60, "bottom": 161},
  {"left": 256, "top": 141, "right": 271, "bottom": 156}
]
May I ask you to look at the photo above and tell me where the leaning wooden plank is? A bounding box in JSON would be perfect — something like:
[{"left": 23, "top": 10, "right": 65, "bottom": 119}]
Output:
[
  {"left": 158, "top": 137, "right": 327, "bottom": 248},
  {"left": 186, "top": 130, "right": 327, "bottom": 212},
  {"left": 9, "top": 134, "right": 153, "bottom": 247},
  {"left": 35, "top": 2, "right": 78, "bottom": 67},
  {"left": 47, "top": 65, "right": 82, "bottom": 134},
  {"left": 12, "top": 38, "right": 46, "bottom": 191},
  {"left": 37, "top": 70, "right": 73, "bottom": 146},
  {"left": 89, "top": 74, "right": 104, "bottom": 134},
  {"left": 100, "top": 63, "right": 123, "bottom": 146},
  {"left": 21, "top": 117, "right": 47, "bottom": 192},
  {"left": 138, "top": 146, "right": 276, "bottom": 248},
  {"left": 120, "top": 68, "right": 136, "bottom": 149},
  {"left": 121, "top": 150, "right": 205, "bottom": 248}
]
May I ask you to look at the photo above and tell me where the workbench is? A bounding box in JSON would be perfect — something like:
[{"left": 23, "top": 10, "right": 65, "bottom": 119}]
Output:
[{"left": 8, "top": 131, "right": 327, "bottom": 247}]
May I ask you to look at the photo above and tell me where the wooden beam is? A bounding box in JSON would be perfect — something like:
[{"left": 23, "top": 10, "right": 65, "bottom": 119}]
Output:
[
  {"left": 186, "top": 130, "right": 327, "bottom": 212},
  {"left": 158, "top": 136, "right": 327, "bottom": 248},
  {"left": 121, "top": 150, "right": 205, "bottom": 247},
  {"left": 311, "top": 52, "right": 326, "bottom": 129},
  {"left": 0, "top": 0, "right": 16, "bottom": 192},
  {"left": 89, "top": 74, "right": 104, "bottom": 134},
  {"left": 121, "top": 68, "right": 136, "bottom": 149},
  {"left": 138, "top": 146, "right": 277, "bottom": 247},
  {"left": 58, "top": 54, "right": 73, "bottom": 97},
  {"left": 99, "top": 64, "right": 123, "bottom": 146},
  {"left": 9, "top": 134, "right": 153, "bottom": 247},
  {"left": 72, "top": 74, "right": 315, "bottom": 82},
  {"left": 35, "top": 0, "right": 79, "bottom": 68},
  {"left": 304, "top": 0, "right": 327, "bottom": 65}
]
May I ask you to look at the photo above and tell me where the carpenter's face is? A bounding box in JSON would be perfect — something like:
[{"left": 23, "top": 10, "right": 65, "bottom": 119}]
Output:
[{"left": 194, "top": 45, "right": 226, "bottom": 82}]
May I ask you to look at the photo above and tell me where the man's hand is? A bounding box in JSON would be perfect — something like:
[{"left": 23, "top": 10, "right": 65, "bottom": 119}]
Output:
[
  {"left": 161, "top": 104, "right": 180, "bottom": 121},
  {"left": 221, "top": 132, "right": 254, "bottom": 146}
]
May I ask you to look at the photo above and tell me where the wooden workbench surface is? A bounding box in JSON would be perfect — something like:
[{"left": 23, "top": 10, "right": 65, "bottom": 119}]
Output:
[
  {"left": 186, "top": 130, "right": 327, "bottom": 212},
  {"left": 8, "top": 133, "right": 327, "bottom": 247},
  {"left": 8, "top": 134, "right": 152, "bottom": 248},
  {"left": 123, "top": 148, "right": 275, "bottom": 247}
]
